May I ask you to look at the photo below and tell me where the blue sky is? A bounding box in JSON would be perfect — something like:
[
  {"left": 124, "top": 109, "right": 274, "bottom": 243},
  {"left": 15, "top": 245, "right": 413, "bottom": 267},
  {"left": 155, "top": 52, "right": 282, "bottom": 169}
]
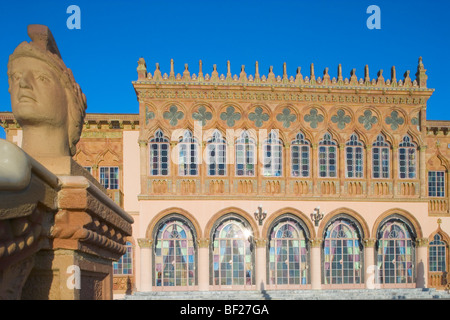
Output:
[{"left": 1, "top": 0, "right": 450, "bottom": 139}]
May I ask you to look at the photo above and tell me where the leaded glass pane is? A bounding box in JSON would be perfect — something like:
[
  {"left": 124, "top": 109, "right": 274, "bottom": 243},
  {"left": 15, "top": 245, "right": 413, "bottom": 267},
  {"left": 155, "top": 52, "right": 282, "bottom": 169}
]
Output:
[
  {"left": 428, "top": 171, "right": 445, "bottom": 197},
  {"left": 155, "top": 219, "right": 196, "bottom": 287},
  {"left": 291, "top": 132, "right": 310, "bottom": 177},
  {"left": 113, "top": 241, "right": 133, "bottom": 275},
  {"left": 429, "top": 234, "right": 447, "bottom": 272},
  {"left": 149, "top": 129, "right": 170, "bottom": 176}
]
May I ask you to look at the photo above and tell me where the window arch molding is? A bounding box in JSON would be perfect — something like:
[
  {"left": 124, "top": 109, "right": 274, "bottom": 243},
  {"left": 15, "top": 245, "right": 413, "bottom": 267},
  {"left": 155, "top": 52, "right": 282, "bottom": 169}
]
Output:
[
  {"left": 146, "top": 207, "right": 202, "bottom": 240},
  {"left": 262, "top": 208, "right": 316, "bottom": 240},
  {"left": 204, "top": 207, "right": 260, "bottom": 240},
  {"left": 371, "top": 208, "right": 423, "bottom": 240},
  {"left": 317, "top": 208, "right": 370, "bottom": 241}
]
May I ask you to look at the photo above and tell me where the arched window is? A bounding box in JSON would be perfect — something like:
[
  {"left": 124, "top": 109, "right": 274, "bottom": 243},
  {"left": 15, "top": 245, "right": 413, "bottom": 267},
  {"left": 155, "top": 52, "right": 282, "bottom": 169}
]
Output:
[
  {"left": 211, "top": 216, "right": 254, "bottom": 286},
  {"left": 291, "top": 132, "right": 310, "bottom": 177},
  {"left": 149, "top": 129, "right": 170, "bottom": 176},
  {"left": 345, "top": 133, "right": 364, "bottom": 178},
  {"left": 235, "top": 131, "right": 256, "bottom": 177},
  {"left": 319, "top": 132, "right": 337, "bottom": 178},
  {"left": 206, "top": 130, "right": 227, "bottom": 176},
  {"left": 323, "top": 218, "right": 363, "bottom": 285},
  {"left": 263, "top": 130, "right": 283, "bottom": 177},
  {"left": 268, "top": 215, "right": 309, "bottom": 286},
  {"left": 178, "top": 130, "right": 199, "bottom": 176},
  {"left": 372, "top": 134, "right": 390, "bottom": 179},
  {"left": 154, "top": 216, "right": 197, "bottom": 287},
  {"left": 376, "top": 218, "right": 415, "bottom": 285},
  {"left": 399, "top": 135, "right": 417, "bottom": 179},
  {"left": 429, "top": 234, "right": 447, "bottom": 273},
  {"left": 113, "top": 241, "right": 133, "bottom": 275}
]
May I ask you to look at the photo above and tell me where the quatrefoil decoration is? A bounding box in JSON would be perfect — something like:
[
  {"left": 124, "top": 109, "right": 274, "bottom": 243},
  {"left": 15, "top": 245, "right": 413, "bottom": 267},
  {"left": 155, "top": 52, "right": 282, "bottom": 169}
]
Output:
[
  {"left": 248, "top": 107, "right": 269, "bottom": 128},
  {"left": 385, "top": 111, "right": 404, "bottom": 130},
  {"left": 358, "top": 110, "right": 378, "bottom": 130},
  {"left": 304, "top": 108, "right": 324, "bottom": 129},
  {"left": 276, "top": 108, "right": 297, "bottom": 128},
  {"left": 220, "top": 106, "right": 241, "bottom": 127},
  {"left": 331, "top": 109, "right": 351, "bottom": 130},
  {"left": 145, "top": 106, "right": 155, "bottom": 125},
  {"left": 163, "top": 105, "right": 184, "bottom": 126},
  {"left": 192, "top": 106, "right": 212, "bottom": 127}
]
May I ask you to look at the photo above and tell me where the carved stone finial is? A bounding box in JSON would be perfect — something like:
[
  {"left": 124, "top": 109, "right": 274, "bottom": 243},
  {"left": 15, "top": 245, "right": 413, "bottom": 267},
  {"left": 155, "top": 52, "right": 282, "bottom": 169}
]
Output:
[
  {"left": 295, "top": 67, "right": 303, "bottom": 84},
  {"left": 211, "top": 64, "right": 219, "bottom": 81},
  {"left": 337, "top": 64, "right": 343, "bottom": 83},
  {"left": 364, "top": 65, "right": 370, "bottom": 84},
  {"left": 255, "top": 61, "right": 260, "bottom": 81},
  {"left": 377, "top": 69, "right": 385, "bottom": 85},
  {"left": 415, "top": 56, "right": 428, "bottom": 88},
  {"left": 198, "top": 60, "right": 204, "bottom": 80},
  {"left": 310, "top": 63, "right": 316, "bottom": 83},
  {"left": 239, "top": 65, "right": 247, "bottom": 82},
  {"left": 169, "top": 58, "right": 175, "bottom": 80},
  {"left": 137, "top": 57, "right": 147, "bottom": 80},
  {"left": 183, "top": 63, "right": 190, "bottom": 80}
]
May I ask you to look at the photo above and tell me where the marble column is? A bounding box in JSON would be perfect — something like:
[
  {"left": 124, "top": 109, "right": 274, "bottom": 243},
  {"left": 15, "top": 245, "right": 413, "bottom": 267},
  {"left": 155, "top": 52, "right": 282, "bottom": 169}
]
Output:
[
  {"left": 197, "top": 238, "right": 210, "bottom": 291},
  {"left": 138, "top": 238, "right": 153, "bottom": 292},
  {"left": 416, "top": 238, "right": 429, "bottom": 288},
  {"left": 255, "top": 238, "right": 267, "bottom": 290},
  {"left": 364, "top": 239, "right": 377, "bottom": 289},
  {"left": 310, "top": 239, "right": 322, "bottom": 290}
]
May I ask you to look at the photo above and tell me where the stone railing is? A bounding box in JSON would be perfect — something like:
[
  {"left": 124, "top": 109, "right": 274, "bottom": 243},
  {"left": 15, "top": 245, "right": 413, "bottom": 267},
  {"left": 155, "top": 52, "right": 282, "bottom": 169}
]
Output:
[{"left": 0, "top": 139, "right": 133, "bottom": 300}]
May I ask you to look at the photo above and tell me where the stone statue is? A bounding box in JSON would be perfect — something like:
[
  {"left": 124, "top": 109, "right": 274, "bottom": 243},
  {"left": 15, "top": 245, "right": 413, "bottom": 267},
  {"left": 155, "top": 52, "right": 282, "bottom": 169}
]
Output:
[{"left": 7, "top": 24, "right": 87, "bottom": 158}]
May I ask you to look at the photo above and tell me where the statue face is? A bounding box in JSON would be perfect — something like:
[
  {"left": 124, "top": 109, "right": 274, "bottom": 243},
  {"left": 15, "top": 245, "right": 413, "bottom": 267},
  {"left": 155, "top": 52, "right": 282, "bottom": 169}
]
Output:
[{"left": 8, "top": 57, "right": 68, "bottom": 127}]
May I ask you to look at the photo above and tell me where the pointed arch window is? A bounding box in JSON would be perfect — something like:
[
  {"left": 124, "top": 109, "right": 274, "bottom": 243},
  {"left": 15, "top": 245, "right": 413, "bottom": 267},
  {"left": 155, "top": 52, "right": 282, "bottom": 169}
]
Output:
[
  {"left": 428, "top": 171, "right": 446, "bottom": 197},
  {"left": 323, "top": 218, "right": 363, "bottom": 285},
  {"left": 376, "top": 218, "right": 415, "bottom": 285},
  {"left": 154, "top": 217, "right": 197, "bottom": 287},
  {"left": 291, "top": 132, "right": 310, "bottom": 177},
  {"left": 178, "top": 130, "right": 199, "bottom": 176},
  {"left": 235, "top": 131, "right": 256, "bottom": 176},
  {"left": 372, "top": 134, "right": 390, "bottom": 179},
  {"left": 149, "top": 129, "right": 170, "bottom": 176},
  {"left": 268, "top": 216, "right": 310, "bottom": 285},
  {"left": 429, "top": 234, "right": 447, "bottom": 273},
  {"left": 319, "top": 133, "right": 337, "bottom": 178},
  {"left": 399, "top": 135, "right": 417, "bottom": 179},
  {"left": 263, "top": 130, "right": 283, "bottom": 177},
  {"left": 211, "top": 217, "right": 254, "bottom": 286},
  {"left": 206, "top": 130, "right": 227, "bottom": 176},
  {"left": 345, "top": 133, "right": 364, "bottom": 178}
]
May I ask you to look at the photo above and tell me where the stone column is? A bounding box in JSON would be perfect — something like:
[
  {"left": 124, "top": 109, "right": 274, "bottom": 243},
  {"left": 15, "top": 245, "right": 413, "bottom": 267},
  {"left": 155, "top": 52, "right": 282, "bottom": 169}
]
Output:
[
  {"left": 364, "top": 239, "right": 377, "bottom": 289},
  {"left": 138, "top": 238, "right": 153, "bottom": 292},
  {"left": 310, "top": 239, "right": 322, "bottom": 290},
  {"left": 366, "top": 146, "right": 372, "bottom": 196},
  {"left": 255, "top": 238, "right": 267, "bottom": 290},
  {"left": 197, "top": 238, "right": 210, "bottom": 291},
  {"left": 138, "top": 140, "right": 148, "bottom": 194},
  {"left": 416, "top": 238, "right": 429, "bottom": 288},
  {"left": 419, "top": 146, "right": 427, "bottom": 197},
  {"left": 312, "top": 144, "right": 318, "bottom": 195},
  {"left": 392, "top": 146, "right": 398, "bottom": 196},
  {"left": 339, "top": 143, "right": 345, "bottom": 195}
]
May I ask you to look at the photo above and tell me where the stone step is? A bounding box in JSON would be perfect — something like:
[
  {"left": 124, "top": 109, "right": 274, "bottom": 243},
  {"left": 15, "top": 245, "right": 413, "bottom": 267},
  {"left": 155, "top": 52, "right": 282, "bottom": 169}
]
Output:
[{"left": 125, "top": 288, "right": 450, "bottom": 300}]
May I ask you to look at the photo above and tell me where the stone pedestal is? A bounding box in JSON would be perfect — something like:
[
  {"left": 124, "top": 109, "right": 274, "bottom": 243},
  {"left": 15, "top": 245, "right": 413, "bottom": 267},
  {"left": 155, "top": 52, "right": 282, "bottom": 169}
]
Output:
[{"left": 0, "top": 140, "right": 134, "bottom": 300}]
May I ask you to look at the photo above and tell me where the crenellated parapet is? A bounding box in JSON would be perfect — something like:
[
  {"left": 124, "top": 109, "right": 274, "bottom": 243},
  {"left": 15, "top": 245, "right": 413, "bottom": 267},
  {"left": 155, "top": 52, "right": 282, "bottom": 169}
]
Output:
[{"left": 134, "top": 57, "right": 430, "bottom": 90}]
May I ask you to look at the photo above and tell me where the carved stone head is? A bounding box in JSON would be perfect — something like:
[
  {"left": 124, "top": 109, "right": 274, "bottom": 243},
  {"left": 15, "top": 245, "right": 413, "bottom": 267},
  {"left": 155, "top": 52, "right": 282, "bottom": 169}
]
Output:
[{"left": 7, "top": 25, "right": 87, "bottom": 157}]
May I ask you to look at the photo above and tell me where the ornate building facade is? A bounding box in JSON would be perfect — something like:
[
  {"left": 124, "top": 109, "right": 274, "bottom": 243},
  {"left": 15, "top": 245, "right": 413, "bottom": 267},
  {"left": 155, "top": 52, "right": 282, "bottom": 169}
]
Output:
[{"left": 2, "top": 56, "right": 450, "bottom": 296}]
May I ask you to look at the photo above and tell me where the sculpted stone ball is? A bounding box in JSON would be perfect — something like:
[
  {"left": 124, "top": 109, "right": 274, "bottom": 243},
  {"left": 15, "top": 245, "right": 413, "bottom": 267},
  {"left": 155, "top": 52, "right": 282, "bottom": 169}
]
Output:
[{"left": 7, "top": 24, "right": 87, "bottom": 158}]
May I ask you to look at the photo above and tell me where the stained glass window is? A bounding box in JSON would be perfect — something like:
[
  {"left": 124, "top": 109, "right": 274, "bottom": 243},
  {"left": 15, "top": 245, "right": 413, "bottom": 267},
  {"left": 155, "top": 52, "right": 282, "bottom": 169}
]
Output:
[
  {"left": 291, "top": 132, "right": 310, "bottom": 177},
  {"left": 149, "top": 129, "right": 170, "bottom": 176},
  {"left": 319, "top": 133, "right": 337, "bottom": 178},
  {"left": 113, "top": 241, "right": 133, "bottom": 275},
  {"left": 178, "top": 130, "right": 199, "bottom": 176},
  {"left": 212, "top": 218, "right": 254, "bottom": 286},
  {"left": 323, "top": 218, "right": 362, "bottom": 285},
  {"left": 99, "top": 166, "right": 119, "bottom": 189},
  {"left": 428, "top": 171, "right": 445, "bottom": 197},
  {"left": 206, "top": 130, "right": 227, "bottom": 176},
  {"left": 235, "top": 131, "right": 256, "bottom": 177},
  {"left": 399, "top": 135, "right": 416, "bottom": 179},
  {"left": 345, "top": 133, "right": 364, "bottom": 178},
  {"left": 263, "top": 130, "right": 283, "bottom": 177},
  {"left": 268, "top": 217, "right": 309, "bottom": 285},
  {"left": 429, "top": 234, "right": 447, "bottom": 272},
  {"left": 154, "top": 219, "right": 196, "bottom": 287},
  {"left": 372, "top": 134, "right": 390, "bottom": 179},
  {"left": 376, "top": 219, "right": 415, "bottom": 285}
]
